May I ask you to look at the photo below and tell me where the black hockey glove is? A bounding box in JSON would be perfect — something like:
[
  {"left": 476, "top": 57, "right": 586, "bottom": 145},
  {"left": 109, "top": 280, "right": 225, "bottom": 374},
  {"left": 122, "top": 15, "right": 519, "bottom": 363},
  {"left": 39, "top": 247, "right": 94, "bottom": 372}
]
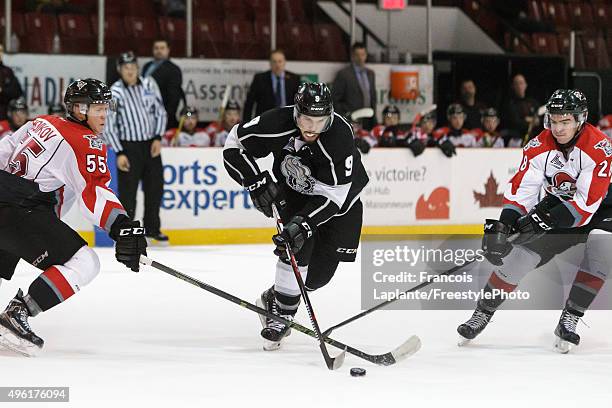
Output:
[
  {"left": 110, "top": 215, "right": 147, "bottom": 272},
  {"left": 244, "top": 171, "right": 285, "bottom": 218},
  {"left": 482, "top": 219, "right": 514, "bottom": 265},
  {"left": 406, "top": 136, "right": 426, "bottom": 157},
  {"left": 438, "top": 138, "right": 456, "bottom": 157},
  {"left": 354, "top": 137, "right": 371, "bottom": 154},
  {"left": 272, "top": 216, "right": 315, "bottom": 257},
  {"left": 513, "top": 205, "right": 556, "bottom": 246}
]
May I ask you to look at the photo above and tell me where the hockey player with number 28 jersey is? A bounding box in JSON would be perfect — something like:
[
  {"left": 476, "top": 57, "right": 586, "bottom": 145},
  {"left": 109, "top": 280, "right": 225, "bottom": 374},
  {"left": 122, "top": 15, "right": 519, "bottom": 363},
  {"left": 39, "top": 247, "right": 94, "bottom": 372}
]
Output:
[
  {"left": 458, "top": 89, "right": 612, "bottom": 353},
  {"left": 0, "top": 79, "right": 147, "bottom": 356}
]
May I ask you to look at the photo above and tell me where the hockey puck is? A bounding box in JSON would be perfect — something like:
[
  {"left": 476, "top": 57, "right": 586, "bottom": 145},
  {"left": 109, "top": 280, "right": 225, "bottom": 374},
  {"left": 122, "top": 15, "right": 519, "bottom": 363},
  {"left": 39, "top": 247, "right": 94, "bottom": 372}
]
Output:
[{"left": 350, "top": 367, "right": 366, "bottom": 377}]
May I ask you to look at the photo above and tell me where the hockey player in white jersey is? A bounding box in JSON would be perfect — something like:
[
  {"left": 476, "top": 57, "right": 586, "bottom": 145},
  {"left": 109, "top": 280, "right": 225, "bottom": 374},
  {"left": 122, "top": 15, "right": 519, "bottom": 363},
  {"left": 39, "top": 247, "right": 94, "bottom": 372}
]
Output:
[
  {"left": 457, "top": 89, "right": 612, "bottom": 353},
  {"left": 0, "top": 79, "right": 147, "bottom": 356}
]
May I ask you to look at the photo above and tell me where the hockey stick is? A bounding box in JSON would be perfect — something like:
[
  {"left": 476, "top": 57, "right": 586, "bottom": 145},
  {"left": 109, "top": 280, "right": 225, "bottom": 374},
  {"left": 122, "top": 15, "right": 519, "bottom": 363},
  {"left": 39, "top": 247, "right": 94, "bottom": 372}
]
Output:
[
  {"left": 171, "top": 115, "right": 185, "bottom": 147},
  {"left": 410, "top": 104, "right": 437, "bottom": 134},
  {"left": 139, "top": 255, "right": 421, "bottom": 366},
  {"left": 271, "top": 204, "right": 346, "bottom": 370},
  {"left": 322, "top": 259, "right": 477, "bottom": 337},
  {"left": 521, "top": 104, "right": 546, "bottom": 146}
]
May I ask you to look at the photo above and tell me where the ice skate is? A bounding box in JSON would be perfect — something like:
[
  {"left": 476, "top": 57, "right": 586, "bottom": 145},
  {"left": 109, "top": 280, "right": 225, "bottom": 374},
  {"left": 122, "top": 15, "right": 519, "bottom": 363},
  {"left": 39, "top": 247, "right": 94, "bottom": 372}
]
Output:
[
  {"left": 457, "top": 306, "right": 494, "bottom": 346},
  {"left": 256, "top": 287, "right": 294, "bottom": 351},
  {"left": 554, "top": 308, "right": 582, "bottom": 354},
  {"left": 0, "top": 290, "right": 44, "bottom": 357}
]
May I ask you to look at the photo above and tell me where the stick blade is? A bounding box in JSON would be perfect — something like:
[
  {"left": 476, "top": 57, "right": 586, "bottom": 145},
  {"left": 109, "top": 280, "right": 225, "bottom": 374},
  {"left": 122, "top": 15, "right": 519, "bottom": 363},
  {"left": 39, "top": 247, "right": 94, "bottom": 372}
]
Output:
[
  {"left": 391, "top": 335, "right": 421, "bottom": 362},
  {"left": 325, "top": 347, "right": 346, "bottom": 370}
]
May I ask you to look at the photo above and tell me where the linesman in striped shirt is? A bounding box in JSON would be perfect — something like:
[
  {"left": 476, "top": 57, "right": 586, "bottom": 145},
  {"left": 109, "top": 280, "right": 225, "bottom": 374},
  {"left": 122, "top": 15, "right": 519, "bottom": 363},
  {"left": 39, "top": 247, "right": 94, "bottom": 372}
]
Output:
[{"left": 105, "top": 51, "right": 169, "bottom": 244}]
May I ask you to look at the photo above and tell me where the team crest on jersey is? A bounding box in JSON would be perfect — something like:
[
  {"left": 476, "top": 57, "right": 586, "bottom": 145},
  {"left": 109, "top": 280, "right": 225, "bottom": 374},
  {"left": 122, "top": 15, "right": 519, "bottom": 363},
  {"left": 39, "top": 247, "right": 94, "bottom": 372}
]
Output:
[
  {"left": 523, "top": 137, "right": 541, "bottom": 151},
  {"left": 83, "top": 134, "right": 104, "bottom": 150},
  {"left": 280, "top": 155, "right": 315, "bottom": 194},
  {"left": 594, "top": 139, "right": 612, "bottom": 157},
  {"left": 546, "top": 171, "right": 577, "bottom": 199}
]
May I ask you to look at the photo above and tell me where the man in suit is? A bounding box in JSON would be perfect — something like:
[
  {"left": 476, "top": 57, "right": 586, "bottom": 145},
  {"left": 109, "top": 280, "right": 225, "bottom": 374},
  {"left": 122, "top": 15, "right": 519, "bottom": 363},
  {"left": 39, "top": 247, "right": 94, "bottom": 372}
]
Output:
[
  {"left": 142, "top": 38, "right": 185, "bottom": 129},
  {"left": 243, "top": 49, "right": 301, "bottom": 121},
  {"left": 332, "top": 42, "right": 377, "bottom": 129}
]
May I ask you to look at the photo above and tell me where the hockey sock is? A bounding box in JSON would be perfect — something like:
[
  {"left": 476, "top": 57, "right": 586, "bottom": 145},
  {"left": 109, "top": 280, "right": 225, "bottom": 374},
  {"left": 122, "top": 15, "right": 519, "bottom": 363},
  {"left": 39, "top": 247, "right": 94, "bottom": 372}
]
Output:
[
  {"left": 477, "top": 272, "right": 518, "bottom": 312},
  {"left": 28, "top": 266, "right": 77, "bottom": 313},
  {"left": 274, "top": 259, "right": 307, "bottom": 315},
  {"left": 565, "top": 270, "right": 605, "bottom": 314}
]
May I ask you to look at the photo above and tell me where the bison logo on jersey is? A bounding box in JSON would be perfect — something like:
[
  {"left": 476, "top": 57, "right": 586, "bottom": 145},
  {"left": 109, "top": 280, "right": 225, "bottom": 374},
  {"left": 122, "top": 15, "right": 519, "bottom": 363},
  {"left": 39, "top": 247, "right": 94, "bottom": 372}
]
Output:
[
  {"left": 523, "top": 137, "right": 541, "bottom": 151},
  {"left": 83, "top": 135, "right": 104, "bottom": 150},
  {"left": 280, "top": 155, "right": 315, "bottom": 194},
  {"left": 547, "top": 171, "right": 577, "bottom": 199},
  {"left": 594, "top": 139, "right": 612, "bottom": 157}
]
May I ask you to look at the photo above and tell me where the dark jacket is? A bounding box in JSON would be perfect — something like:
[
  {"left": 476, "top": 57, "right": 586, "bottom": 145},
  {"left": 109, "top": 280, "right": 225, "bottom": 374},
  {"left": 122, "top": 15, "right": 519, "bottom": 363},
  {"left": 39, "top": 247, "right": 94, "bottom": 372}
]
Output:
[
  {"left": 243, "top": 70, "right": 301, "bottom": 121},
  {"left": 332, "top": 64, "right": 376, "bottom": 118},
  {"left": 142, "top": 59, "right": 185, "bottom": 129},
  {"left": 0, "top": 62, "right": 23, "bottom": 121}
]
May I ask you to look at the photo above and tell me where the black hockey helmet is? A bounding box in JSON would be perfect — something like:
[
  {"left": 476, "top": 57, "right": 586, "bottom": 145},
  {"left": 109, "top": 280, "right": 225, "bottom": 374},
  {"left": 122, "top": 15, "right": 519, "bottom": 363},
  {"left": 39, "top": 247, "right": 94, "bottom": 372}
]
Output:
[
  {"left": 383, "top": 105, "right": 400, "bottom": 118},
  {"left": 180, "top": 106, "right": 198, "bottom": 117},
  {"left": 117, "top": 51, "right": 137, "bottom": 67},
  {"left": 446, "top": 103, "right": 465, "bottom": 117},
  {"left": 8, "top": 97, "right": 28, "bottom": 113},
  {"left": 544, "top": 89, "right": 588, "bottom": 130},
  {"left": 224, "top": 100, "right": 241, "bottom": 111},
  {"left": 48, "top": 103, "right": 65, "bottom": 115},
  {"left": 482, "top": 107, "right": 498, "bottom": 119},
  {"left": 64, "top": 78, "right": 115, "bottom": 125},
  {"left": 293, "top": 82, "right": 334, "bottom": 133}
]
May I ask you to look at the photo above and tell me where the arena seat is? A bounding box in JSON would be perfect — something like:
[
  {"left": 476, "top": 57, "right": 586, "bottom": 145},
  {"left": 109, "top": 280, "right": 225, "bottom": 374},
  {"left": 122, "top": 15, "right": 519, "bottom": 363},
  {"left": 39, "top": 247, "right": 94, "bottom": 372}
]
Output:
[
  {"left": 58, "top": 14, "right": 96, "bottom": 54},
  {"left": 124, "top": 16, "right": 160, "bottom": 56},
  {"left": 90, "top": 15, "right": 127, "bottom": 55},
  {"left": 284, "top": 23, "right": 317, "bottom": 61},
  {"left": 224, "top": 20, "right": 259, "bottom": 59},
  {"left": 531, "top": 33, "right": 559, "bottom": 55},
  {"left": 568, "top": 2, "right": 594, "bottom": 30},
  {"left": 193, "top": 19, "right": 230, "bottom": 58},
  {"left": 158, "top": 17, "right": 187, "bottom": 57},
  {"left": 313, "top": 24, "right": 347, "bottom": 62},
  {"left": 220, "top": 0, "right": 252, "bottom": 22},
  {"left": 23, "top": 13, "right": 58, "bottom": 54}
]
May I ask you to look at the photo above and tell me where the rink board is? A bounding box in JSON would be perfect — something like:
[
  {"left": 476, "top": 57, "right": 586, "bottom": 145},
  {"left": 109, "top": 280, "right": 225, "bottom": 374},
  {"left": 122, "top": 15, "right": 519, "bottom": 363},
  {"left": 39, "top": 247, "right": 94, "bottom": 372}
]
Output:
[{"left": 84, "top": 147, "right": 519, "bottom": 245}]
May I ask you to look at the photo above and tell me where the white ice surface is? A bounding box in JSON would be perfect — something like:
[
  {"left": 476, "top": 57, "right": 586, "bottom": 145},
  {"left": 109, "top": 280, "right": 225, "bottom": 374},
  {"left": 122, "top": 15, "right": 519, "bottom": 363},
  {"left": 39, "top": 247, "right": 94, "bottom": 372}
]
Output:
[{"left": 1, "top": 244, "right": 611, "bottom": 407}]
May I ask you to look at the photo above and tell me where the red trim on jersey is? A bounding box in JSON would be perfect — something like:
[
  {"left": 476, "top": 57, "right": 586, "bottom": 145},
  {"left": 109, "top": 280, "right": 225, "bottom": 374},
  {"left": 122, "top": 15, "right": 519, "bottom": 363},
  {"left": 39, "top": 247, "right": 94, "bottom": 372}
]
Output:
[
  {"left": 575, "top": 270, "right": 605, "bottom": 291},
  {"left": 55, "top": 186, "right": 65, "bottom": 217},
  {"left": 567, "top": 200, "right": 591, "bottom": 226},
  {"left": 488, "top": 272, "right": 517, "bottom": 293},
  {"left": 575, "top": 124, "right": 612, "bottom": 207},
  {"left": 502, "top": 198, "right": 527, "bottom": 214},
  {"left": 100, "top": 200, "right": 124, "bottom": 231},
  {"left": 43, "top": 266, "right": 75, "bottom": 300}
]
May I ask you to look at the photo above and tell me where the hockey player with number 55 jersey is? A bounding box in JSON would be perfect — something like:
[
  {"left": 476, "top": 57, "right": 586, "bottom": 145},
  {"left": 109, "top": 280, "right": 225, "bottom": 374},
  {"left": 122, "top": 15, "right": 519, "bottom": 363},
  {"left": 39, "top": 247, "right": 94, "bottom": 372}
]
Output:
[
  {"left": 0, "top": 79, "right": 147, "bottom": 356},
  {"left": 457, "top": 89, "right": 612, "bottom": 353},
  {"left": 223, "top": 83, "right": 368, "bottom": 350}
]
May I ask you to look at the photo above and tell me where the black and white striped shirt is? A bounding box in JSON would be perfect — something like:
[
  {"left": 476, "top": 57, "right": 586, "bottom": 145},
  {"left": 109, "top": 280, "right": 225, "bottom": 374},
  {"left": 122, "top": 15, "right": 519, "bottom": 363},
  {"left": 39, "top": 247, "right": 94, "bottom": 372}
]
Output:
[{"left": 104, "top": 76, "right": 167, "bottom": 154}]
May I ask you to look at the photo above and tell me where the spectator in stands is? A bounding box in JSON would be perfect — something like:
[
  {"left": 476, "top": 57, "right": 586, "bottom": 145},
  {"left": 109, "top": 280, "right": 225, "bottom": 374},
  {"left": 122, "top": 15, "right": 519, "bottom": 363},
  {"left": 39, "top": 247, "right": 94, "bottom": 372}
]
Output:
[
  {"left": 598, "top": 114, "right": 612, "bottom": 140},
  {"left": 413, "top": 111, "right": 437, "bottom": 148},
  {"left": 163, "top": 106, "right": 211, "bottom": 147},
  {"left": 48, "top": 103, "right": 65, "bottom": 118},
  {"left": 142, "top": 39, "right": 185, "bottom": 129},
  {"left": 433, "top": 104, "right": 481, "bottom": 157},
  {"left": 370, "top": 105, "right": 425, "bottom": 156},
  {"left": 209, "top": 100, "right": 241, "bottom": 147},
  {"left": 500, "top": 73, "right": 540, "bottom": 144},
  {"left": 243, "top": 49, "right": 300, "bottom": 121},
  {"left": 0, "top": 97, "right": 28, "bottom": 138},
  {"left": 0, "top": 43, "right": 23, "bottom": 121},
  {"left": 332, "top": 42, "right": 377, "bottom": 129},
  {"left": 458, "top": 79, "right": 486, "bottom": 130},
  {"left": 475, "top": 107, "right": 504, "bottom": 148}
]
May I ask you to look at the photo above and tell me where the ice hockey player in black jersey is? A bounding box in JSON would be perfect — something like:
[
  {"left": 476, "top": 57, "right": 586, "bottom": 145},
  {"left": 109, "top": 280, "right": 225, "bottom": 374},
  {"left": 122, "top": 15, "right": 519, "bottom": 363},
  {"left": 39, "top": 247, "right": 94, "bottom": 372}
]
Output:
[{"left": 223, "top": 82, "right": 369, "bottom": 350}]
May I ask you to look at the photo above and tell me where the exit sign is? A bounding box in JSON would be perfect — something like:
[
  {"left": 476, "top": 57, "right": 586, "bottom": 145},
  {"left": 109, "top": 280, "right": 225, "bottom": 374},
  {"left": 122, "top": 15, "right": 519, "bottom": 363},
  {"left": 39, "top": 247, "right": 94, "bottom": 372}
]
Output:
[{"left": 379, "top": 0, "right": 407, "bottom": 9}]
